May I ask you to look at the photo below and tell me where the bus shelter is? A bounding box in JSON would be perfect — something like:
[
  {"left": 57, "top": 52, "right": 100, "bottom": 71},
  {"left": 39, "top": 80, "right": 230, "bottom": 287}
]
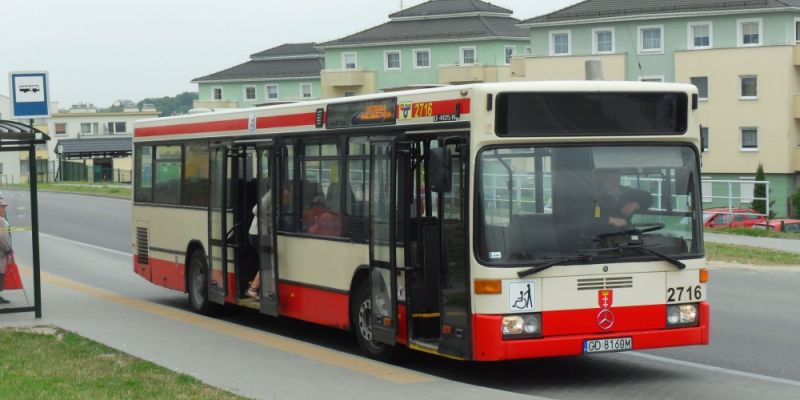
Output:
[{"left": 0, "top": 119, "right": 49, "bottom": 318}]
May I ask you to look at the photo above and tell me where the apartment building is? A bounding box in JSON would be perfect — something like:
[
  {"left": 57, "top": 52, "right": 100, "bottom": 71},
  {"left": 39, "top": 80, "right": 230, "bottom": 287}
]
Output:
[
  {"left": 515, "top": 0, "right": 800, "bottom": 216},
  {"left": 50, "top": 103, "right": 159, "bottom": 182},
  {"left": 316, "top": 0, "right": 530, "bottom": 97},
  {"left": 192, "top": 43, "right": 324, "bottom": 108}
]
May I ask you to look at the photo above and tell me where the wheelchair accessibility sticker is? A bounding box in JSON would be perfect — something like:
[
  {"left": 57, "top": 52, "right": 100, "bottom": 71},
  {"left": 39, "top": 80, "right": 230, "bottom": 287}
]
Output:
[{"left": 509, "top": 281, "right": 535, "bottom": 312}]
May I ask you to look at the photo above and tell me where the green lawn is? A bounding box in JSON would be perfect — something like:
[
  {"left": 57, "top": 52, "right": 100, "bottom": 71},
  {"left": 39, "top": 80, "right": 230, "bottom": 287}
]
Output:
[
  {"left": 705, "top": 242, "right": 800, "bottom": 266},
  {"left": 706, "top": 227, "right": 800, "bottom": 240},
  {"left": 0, "top": 327, "right": 246, "bottom": 400},
  {"left": 0, "top": 183, "right": 130, "bottom": 198}
]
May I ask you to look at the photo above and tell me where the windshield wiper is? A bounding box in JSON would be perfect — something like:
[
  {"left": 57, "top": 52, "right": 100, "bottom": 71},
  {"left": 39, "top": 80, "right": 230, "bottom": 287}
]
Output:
[
  {"left": 517, "top": 254, "right": 593, "bottom": 278},
  {"left": 588, "top": 242, "right": 686, "bottom": 270}
]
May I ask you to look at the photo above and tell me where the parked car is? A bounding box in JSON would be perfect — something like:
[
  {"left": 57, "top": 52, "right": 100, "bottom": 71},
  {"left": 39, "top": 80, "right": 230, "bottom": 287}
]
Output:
[
  {"left": 752, "top": 219, "right": 800, "bottom": 233},
  {"left": 703, "top": 207, "right": 767, "bottom": 228}
]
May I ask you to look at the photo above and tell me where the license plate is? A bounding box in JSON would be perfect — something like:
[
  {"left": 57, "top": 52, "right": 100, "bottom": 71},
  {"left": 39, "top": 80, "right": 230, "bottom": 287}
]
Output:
[{"left": 583, "top": 337, "right": 633, "bottom": 354}]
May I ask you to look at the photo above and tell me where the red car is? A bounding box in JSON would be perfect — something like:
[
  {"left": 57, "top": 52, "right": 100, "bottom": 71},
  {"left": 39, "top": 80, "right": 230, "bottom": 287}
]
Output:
[
  {"left": 703, "top": 207, "right": 767, "bottom": 228},
  {"left": 752, "top": 219, "right": 800, "bottom": 233}
]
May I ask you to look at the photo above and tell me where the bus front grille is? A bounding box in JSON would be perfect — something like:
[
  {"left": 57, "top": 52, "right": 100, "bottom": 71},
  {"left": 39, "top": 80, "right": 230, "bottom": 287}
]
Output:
[
  {"left": 577, "top": 276, "right": 633, "bottom": 290},
  {"left": 136, "top": 227, "right": 149, "bottom": 265}
]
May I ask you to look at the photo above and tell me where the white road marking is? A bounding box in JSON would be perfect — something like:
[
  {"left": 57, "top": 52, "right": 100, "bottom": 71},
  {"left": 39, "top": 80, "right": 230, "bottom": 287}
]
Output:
[
  {"left": 40, "top": 232, "right": 132, "bottom": 257},
  {"left": 626, "top": 352, "right": 800, "bottom": 388}
]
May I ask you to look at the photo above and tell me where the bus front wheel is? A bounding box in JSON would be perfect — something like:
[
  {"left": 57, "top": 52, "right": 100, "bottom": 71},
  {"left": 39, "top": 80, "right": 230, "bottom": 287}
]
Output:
[
  {"left": 351, "top": 279, "right": 395, "bottom": 361},
  {"left": 187, "top": 249, "right": 221, "bottom": 315}
]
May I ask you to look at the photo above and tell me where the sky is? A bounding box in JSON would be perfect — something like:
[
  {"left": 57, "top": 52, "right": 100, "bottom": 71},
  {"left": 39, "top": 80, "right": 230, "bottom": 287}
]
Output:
[{"left": 1, "top": 0, "right": 578, "bottom": 109}]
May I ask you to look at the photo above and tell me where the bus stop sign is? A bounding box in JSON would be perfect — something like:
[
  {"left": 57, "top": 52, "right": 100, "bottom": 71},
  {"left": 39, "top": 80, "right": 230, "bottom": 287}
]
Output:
[{"left": 8, "top": 71, "right": 51, "bottom": 119}]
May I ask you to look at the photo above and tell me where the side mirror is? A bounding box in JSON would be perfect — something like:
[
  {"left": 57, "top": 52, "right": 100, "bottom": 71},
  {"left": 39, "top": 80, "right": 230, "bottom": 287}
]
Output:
[{"left": 428, "top": 147, "right": 452, "bottom": 193}]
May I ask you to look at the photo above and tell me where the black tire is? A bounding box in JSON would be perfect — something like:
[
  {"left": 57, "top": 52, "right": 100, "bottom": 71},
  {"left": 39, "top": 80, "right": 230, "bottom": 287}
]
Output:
[
  {"left": 187, "top": 249, "right": 222, "bottom": 315},
  {"left": 351, "top": 279, "right": 395, "bottom": 361}
]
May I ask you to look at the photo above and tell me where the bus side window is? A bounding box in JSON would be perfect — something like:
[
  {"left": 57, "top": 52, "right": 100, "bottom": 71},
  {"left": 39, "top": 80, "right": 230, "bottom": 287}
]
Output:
[
  {"left": 279, "top": 143, "right": 298, "bottom": 232},
  {"left": 301, "top": 141, "right": 342, "bottom": 237}
]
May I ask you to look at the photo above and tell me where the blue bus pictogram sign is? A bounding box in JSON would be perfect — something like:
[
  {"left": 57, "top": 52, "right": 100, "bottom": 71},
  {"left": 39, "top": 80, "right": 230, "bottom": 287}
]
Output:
[{"left": 8, "top": 71, "right": 51, "bottom": 119}]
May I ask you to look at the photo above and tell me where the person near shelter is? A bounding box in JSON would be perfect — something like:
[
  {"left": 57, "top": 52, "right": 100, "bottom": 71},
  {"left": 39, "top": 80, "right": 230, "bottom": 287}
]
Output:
[
  {"left": 594, "top": 168, "right": 653, "bottom": 228},
  {"left": 0, "top": 198, "right": 12, "bottom": 304}
]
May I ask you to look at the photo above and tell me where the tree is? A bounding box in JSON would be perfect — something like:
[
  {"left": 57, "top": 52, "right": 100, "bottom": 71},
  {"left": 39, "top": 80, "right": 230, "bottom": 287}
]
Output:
[
  {"left": 751, "top": 163, "right": 775, "bottom": 218},
  {"left": 137, "top": 92, "right": 198, "bottom": 117},
  {"left": 792, "top": 188, "right": 800, "bottom": 218}
]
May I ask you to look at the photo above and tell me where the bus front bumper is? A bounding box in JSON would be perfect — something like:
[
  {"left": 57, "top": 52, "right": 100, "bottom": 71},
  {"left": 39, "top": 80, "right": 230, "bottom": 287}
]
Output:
[{"left": 471, "top": 302, "right": 709, "bottom": 361}]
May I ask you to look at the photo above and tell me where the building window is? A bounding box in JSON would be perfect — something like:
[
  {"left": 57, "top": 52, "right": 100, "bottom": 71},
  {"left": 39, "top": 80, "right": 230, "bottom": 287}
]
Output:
[
  {"left": 795, "top": 18, "right": 800, "bottom": 43},
  {"left": 266, "top": 85, "right": 279, "bottom": 100},
  {"left": 688, "top": 22, "right": 712, "bottom": 49},
  {"left": 639, "top": 76, "right": 664, "bottom": 82},
  {"left": 639, "top": 25, "right": 663, "bottom": 53},
  {"left": 740, "top": 75, "right": 757, "bottom": 99},
  {"left": 104, "top": 122, "right": 127, "bottom": 134},
  {"left": 55, "top": 123, "right": 67, "bottom": 135},
  {"left": 702, "top": 176, "right": 712, "bottom": 203},
  {"left": 524, "top": 46, "right": 532, "bottom": 55},
  {"left": 691, "top": 76, "right": 708, "bottom": 100},
  {"left": 700, "top": 126, "right": 709, "bottom": 151},
  {"left": 413, "top": 49, "right": 430, "bottom": 69},
  {"left": 739, "top": 176, "right": 756, "bottom": 203},
  {"left": 80, "top": 122, "right": 99, "bottom": 135},
  {"left": 738, "top": 19, "right": 761, "bottom": 47},
  {"left": 344, "top": 91, "right": 355, "bottom": 97},
  {"left": 740, "top": 128, "right": 758, "bottom": 151},
  {"left": 550, "top": 30, "right": 571, "bottom": 55},
  {"left": 384, "top": 50, "right": 401, "bottom": 71},
  {"left": 460, "top": 46, "right": 476, "bottom": 65},
  {"left": 212, "top": 87, "right": 222, "bottom": 100},
  {"left": 244, "top": 86, "right": 256, "bottom": 102},
  {"left": 592, "top": 28, "right": 614, "bottom": 54},
  {"left": 342, "top": 52, "right": 357, "bottom": 70},
  {"left": 300, "top": 83, "right": 312, "bottom": 99},
  {"left": 504, "top": 46, "right": 516, "bottom": 64}
]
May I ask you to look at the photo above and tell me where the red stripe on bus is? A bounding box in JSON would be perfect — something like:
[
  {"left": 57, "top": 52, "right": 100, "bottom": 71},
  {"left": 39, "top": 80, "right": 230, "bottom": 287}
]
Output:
[
  {"left": 136, "top": 119, "right": 249, "bottom": 137},
  {"left": 472, "top": 302, "right": 709, "bottom": 361},
  {"left": 542, "top": 304, "right": 665, "bottom": 336},
  {"left": 135, "top": 257, "right": 186, "bottom": 292},
  {"left": 432, "top": 98, "right": 471, "bottom": 115},
  {"left": 256, "top": 113, "right": 318, "bottom": 129},
  {"left": 278, "top": 282, "right": 350, "bottom": 330}
]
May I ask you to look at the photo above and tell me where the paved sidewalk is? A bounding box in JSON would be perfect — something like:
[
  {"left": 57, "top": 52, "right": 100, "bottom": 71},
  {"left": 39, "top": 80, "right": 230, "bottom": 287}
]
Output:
[{"left": 704, "top": 232, "right": 800, "bottom": 254}]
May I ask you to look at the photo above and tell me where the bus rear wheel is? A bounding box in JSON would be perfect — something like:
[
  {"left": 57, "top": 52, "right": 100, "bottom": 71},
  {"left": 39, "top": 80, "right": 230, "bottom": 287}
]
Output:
[
  {"left": 351, "top": 279, "right": 395, "bottom": 361},
  {"left": 187, "top": 249, "right": 221, "bottom": 315}
]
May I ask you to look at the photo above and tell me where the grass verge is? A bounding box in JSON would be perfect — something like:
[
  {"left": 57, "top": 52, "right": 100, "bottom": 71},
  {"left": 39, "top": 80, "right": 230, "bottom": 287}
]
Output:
[
  {"left": 706, "top": 227, "right": 800, "bottom": 240},
  {"left": 0, "top": 326, "right": 246, "bottom": 400},
  {"left": 705, "top": 242, "right": 800, "bottom": 266},
  {"left": 0, "top": 183, "right": 130, "bottom": 198}
]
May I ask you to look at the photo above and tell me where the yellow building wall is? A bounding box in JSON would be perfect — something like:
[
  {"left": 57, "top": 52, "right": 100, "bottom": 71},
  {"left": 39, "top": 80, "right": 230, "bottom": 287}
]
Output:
[
  {"left": 509, "top": 54, "right": 627, "bottom": 81},
  {"left": 675, "top": 45, "right": 797, "bottom": 174}
]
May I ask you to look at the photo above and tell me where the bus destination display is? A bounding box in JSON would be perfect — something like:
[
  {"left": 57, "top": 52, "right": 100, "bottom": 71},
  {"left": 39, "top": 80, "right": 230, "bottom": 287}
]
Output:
[{"left": 326, "top": 98, "right": 397, "bottom": 129}]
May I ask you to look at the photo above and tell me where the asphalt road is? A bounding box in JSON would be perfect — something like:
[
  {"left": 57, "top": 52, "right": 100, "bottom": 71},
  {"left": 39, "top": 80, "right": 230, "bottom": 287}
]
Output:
[{"left": 4, "top": 189, "right": 800, "bottom": 399}]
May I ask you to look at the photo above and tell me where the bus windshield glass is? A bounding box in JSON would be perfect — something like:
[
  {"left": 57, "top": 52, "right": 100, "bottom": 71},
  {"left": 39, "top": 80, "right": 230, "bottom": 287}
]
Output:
[{"left": 477, "top": 145, "right": 701, "bottom": 266}]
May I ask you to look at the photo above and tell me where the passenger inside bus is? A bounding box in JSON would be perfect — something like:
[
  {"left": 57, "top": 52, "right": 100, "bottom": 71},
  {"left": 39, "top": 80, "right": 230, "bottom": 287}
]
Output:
[{"left": 304, "top": 195, "right": 341, "bottom": 236}]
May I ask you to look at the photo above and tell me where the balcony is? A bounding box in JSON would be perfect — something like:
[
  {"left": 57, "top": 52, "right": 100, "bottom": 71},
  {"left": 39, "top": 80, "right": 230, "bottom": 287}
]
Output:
[
  {"left": 794, "top": 45, "right": 800, "bottom": 66},
  {"left": 795, "top": 147, "right": 800, "bottom": 172},
  {"left": 438, "top": 64, "right": 488, "bottom": 84},
  {"left": 794, "top": 95, "right": 800, "bottom": 119},
  {"left": 321, "top": 69, "right": 375, "bottom": 87},
  {"left": 192, "top": 99, "right": 238, "bottom": 109}
]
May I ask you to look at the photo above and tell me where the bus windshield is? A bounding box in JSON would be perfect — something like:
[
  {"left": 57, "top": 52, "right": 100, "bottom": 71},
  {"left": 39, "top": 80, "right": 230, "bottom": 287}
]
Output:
[{"left": 477, "top": 145, "right": 701, "bottom": 266}]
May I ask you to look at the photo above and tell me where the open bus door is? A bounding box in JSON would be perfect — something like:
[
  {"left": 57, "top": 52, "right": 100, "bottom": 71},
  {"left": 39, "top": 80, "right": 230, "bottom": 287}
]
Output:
[
  {"left": 208, "top": 143, "right": 237, "bottom": 304},
  {"left": 368, "top": 138, "right": 398, "bottom": 345},
  {"left": 256, "top": 144, "right": 279, "bottom": 316}
]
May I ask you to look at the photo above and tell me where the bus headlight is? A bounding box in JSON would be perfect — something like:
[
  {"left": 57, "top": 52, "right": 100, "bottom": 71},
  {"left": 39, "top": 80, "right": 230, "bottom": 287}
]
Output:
[
  {"left": 666, "top": 304, "right": 699, "bottom": 327},
  {"left": 502, "top": 313, "right": 542, "bottom": 339}
]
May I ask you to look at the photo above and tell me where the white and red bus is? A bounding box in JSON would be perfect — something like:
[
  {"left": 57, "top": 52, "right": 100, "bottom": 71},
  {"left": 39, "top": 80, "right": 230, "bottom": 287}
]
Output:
[{"left": 132, "top": 81, "right": 709, "bottom": 361}]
